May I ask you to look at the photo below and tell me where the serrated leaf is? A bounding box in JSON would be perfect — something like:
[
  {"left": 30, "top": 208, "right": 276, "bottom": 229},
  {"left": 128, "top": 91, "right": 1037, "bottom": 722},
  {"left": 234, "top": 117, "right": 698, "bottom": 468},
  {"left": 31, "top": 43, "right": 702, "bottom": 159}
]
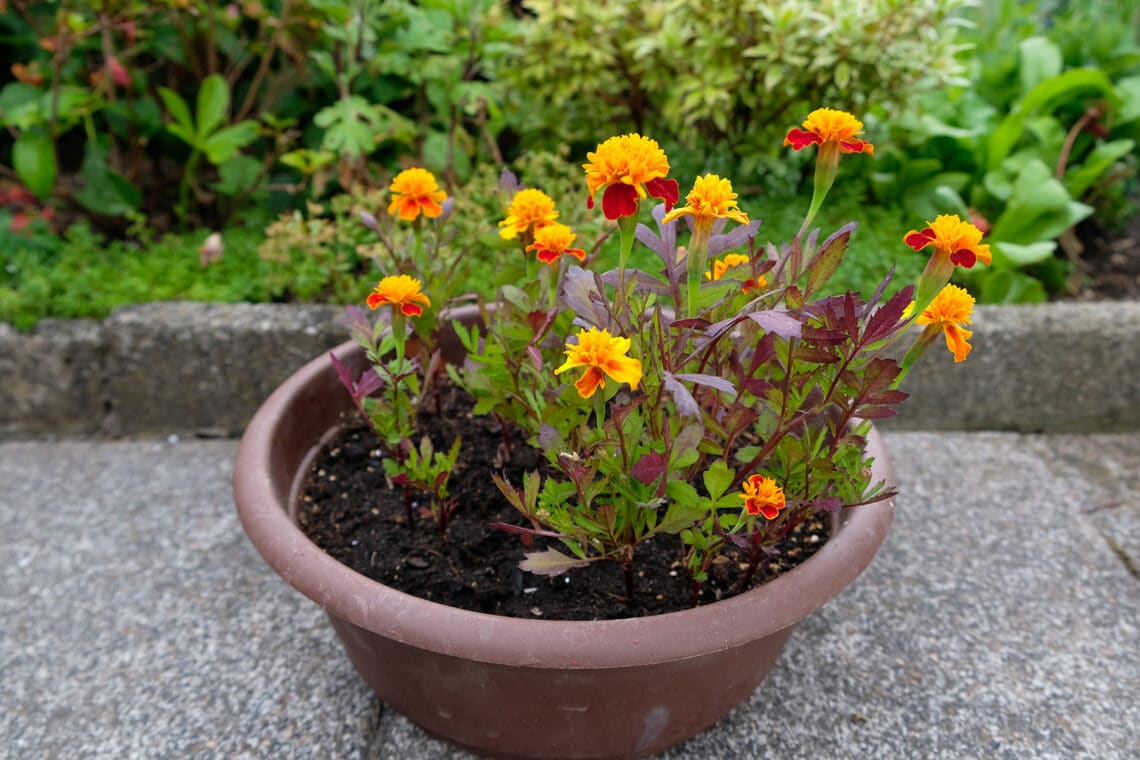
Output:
[
  {"left": 196, "top": 74, "right": 229, "bottom": 138},
  {"left": 519, "top": 549, "right": 590, "bottom": 577},
  {"left": 158, "top": 87, "right": 194, "bottom": 138},
  {"left": 702, "top": 460, "right": 734, "bottom": 501}
]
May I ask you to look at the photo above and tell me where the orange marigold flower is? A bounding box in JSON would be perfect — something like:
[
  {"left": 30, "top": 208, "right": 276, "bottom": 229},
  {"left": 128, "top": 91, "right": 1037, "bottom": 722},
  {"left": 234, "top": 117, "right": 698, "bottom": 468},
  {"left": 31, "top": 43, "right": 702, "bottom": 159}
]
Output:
[
  {"left": 554, "top": 327, "right": 642, "bottom": 399},
  {"left": 387, "top": 167, "right": 447, "bottom": 222},
  {"left": 704, "top": 253, "right": 767, "bottom": 293},
  {"left": 662, "top": 174, "right": 750, "bottom": 228},
  {"left": 784, "top": 108, "right": 874, "bottom": 155},
  {"left": 740, "top": 475, "right": 786, "bottom": 520},
  {"left": 904, "top": 214, "right": 993, "bottom": 269},
  {"left": 498, "top": 188, "right": 559, "bottom": 240},
  {"left": 526, "top": 222, "right": 587, "bottom": 265},
  {"left": 583, "top": 134, "right": 679, "bottom": 220},
  {"left": 366, "top": 274, "right": 431, "bottom": 317},
  {"left": 917, "top": 284, "right": 975, "bottom": 362}
]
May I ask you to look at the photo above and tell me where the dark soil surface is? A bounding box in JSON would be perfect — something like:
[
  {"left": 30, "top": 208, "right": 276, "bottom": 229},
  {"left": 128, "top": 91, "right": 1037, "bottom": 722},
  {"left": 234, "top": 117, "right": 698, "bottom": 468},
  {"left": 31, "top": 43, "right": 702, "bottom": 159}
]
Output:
[
  {"left": 297, "top": 386, "right": 830, "bottom": 621},
  {"left": 1068, "top": 211, "right": 1140, "bottom": 300}
]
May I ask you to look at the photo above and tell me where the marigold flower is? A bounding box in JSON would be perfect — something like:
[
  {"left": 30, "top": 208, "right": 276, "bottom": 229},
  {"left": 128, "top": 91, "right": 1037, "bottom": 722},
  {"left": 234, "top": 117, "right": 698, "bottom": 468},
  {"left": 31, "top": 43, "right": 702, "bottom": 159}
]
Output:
[
  {"left": 662, "top": 174, "right": 750, "bottom": 228},
  {"left": 904, "top": 214, "right": 993, "bottom": 269},
  {"left": 739, "top": 475, "right": 786, "bottom": 520},
  {"left": 784, "top": 108, "right": 874, "bottom": 155},
  {"left": 583, "top": 134, "right": 679, "bottom": 220},
  {"left": 526, "top": 223, "right": 586, "bottom": 265},
  {"left": 554, "top": 327, "right": 642, "bottom": 399},
  {"left": 387, "top": 167, "right": 447, "bottom": 222},
  {"left": 704, "top": 253, "right": 767, "bottom": 293},
  {"left": 498, "top": 188, "right": 559, "bottom": 240},
  {"left": 366, "top": 274, "right": 431, "bottom": 317},
  {"left": 917, "top": 284, "right": 975, "bottom": 362}
]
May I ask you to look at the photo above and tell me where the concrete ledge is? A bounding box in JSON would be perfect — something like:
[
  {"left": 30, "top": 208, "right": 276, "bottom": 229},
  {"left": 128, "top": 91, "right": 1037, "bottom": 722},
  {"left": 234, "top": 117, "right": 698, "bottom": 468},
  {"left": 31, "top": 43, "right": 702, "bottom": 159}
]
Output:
[{"left": 1, "top": 301, "right": 1138, "bottom": 436}]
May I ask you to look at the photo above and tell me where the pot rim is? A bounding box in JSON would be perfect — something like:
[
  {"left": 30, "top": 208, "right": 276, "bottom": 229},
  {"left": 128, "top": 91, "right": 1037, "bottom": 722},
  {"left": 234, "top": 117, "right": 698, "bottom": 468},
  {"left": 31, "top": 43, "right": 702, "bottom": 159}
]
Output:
[{"left": 235, "top": 340, "right": 895, "bottom": 670}]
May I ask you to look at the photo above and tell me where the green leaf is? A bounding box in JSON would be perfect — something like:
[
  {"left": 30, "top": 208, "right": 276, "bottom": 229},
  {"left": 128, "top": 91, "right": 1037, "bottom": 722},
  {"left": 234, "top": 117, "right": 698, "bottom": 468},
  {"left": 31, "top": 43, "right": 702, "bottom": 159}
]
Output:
[
  {"left": 73, "top": 142, "right": 141, "bottom": 216},
  {"left": 702, "top": 460, "right": 735, "bottom": 502},
  {"left": 13, "top": 130, "right": 56, "bottom": 200},
  {"left": 201, "top": 121, "right": 260, "bottom": 164},
  {"left": 989, "top": 159, "right": 1094, "bottom": 245},
  {"left": 196, "top": 74, "right": 229, "bottom": 138},
  {"left": 655, "top": 500, "right": 706, "bottom": 535},
  {"left": 1116, "top": 76, "right": 1140, "bottom": 125},
  {"left": 158, "top": 87, "right": 195, "bottom": 141},
  {"left": 211, "top": 155, "right": 262, "bottom": 196},
  {"left": 978, "top": 270, "right": 1047, "bottom": 304},
  {"left": 0, "top": 83, "right": 46, "bottom": 130},
  {"left": 519, "top": 549, "right": 590, "bottom": 577},
  {"left": 992, "top": 240, "right": 1056, "bottom": 267},
  {"left": 1064, "top": 139, "right": 1135, "bottom": 198},
  {"left": 1018, "top": 37, "right": 1062, "bottom": 95}
]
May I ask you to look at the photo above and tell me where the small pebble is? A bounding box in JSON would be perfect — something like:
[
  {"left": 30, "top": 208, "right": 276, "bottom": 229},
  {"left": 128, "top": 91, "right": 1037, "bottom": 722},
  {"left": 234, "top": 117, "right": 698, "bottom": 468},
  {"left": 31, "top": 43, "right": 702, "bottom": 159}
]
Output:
[{"left": 407, "top": 556, "right": 429, "bottom": 569}]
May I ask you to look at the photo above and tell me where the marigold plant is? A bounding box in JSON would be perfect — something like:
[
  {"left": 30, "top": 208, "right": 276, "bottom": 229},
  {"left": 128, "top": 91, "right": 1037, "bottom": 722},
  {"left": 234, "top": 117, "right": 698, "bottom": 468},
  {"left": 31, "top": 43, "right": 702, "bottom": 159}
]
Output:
[{"left": 337, "top": 109, "right": 987, "bottom": 603}]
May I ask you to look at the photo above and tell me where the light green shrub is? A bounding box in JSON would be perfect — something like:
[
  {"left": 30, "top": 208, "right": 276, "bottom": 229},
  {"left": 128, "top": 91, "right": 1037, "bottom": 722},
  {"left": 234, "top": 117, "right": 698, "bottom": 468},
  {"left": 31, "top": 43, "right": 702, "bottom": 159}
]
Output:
[{"left": 510, "top": 0, "right": 968, "bottom": 162}]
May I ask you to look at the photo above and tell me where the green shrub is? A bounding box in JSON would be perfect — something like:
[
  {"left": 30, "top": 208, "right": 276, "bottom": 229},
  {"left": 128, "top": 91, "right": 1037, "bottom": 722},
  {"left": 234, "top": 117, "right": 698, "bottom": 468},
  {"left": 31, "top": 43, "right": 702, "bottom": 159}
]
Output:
[{"left": 509, "top": 0, "right": 966, "bottom": 167}]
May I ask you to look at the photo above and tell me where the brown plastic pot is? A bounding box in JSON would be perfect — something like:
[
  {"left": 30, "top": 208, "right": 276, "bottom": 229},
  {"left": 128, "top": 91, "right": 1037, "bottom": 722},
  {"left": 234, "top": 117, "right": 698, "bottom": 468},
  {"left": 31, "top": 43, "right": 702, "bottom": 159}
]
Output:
[{"left": 234, "top": 321, "right": 895, "bottom": 760}]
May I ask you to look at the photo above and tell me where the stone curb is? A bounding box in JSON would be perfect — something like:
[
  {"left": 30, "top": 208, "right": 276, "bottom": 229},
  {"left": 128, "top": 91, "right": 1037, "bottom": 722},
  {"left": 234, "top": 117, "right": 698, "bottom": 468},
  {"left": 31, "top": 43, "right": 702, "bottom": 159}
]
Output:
[{"left": 1, "top": 301, "right": 1138, "bottom": 436}]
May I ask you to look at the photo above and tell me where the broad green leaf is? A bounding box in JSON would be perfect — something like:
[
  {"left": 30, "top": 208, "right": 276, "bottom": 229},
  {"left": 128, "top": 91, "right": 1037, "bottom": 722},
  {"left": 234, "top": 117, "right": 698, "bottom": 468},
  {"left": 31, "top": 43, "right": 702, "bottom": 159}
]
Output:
[
  {"left": 201, "top": 121, "right": 259, "bottom": 164},
  {"left": 158, "top": 87, "right": 195, "bottom": 139},
  {"left": 422, "top": 129, "right": 450, "bottom": 175},
  {"left": 991, "top": 240, "right": 1056, "bottom": 267},
  {"left": 987, "top": 68, "right": 1118, "bottom": 169},
  {"left": 978, "top": 270, "right": 1047, "bottom": 304},
  {"left": 13, "top": 130, "right": 56, "bottom": 200},
  {"left": 196, "top": 74, "right": 229, "bottom": 138},
  {"left": 1064, "top": 139, "right": 1135, "bottom": 198},
  {"left": 1018, "top": 37, "right": 1062, "bottom": 95},
  {"left": 989, "top": 159, "right": 1093, "bottom": 245},
  {"left": 279, "top": 149, "right": 336, "bottom": 174},
  {"left": 1116, "top": 76, "right": 1140, "bottom": 125},
  {"left": 0, "top": 83, "right": 45, "bottom": 129},
  {"left": 211, "top": 155, "right": 262, "bottom": 196},
  {"left": 73, "top": 142, "right": 141, "bottom": 216},
  {"left": 655, "top": 500, "right": 706, "bottom": 534}
]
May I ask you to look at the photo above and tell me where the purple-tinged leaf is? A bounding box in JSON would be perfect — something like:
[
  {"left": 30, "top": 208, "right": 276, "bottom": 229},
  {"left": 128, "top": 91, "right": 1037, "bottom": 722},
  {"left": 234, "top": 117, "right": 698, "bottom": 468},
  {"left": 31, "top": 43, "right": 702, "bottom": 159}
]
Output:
[
  {"left": 663, "top": 372, "right": 700, "bottom": 418},
  {"left": 746, "top": 310, "right": 801, "bottom": 338},
  {"left": 436, "top": 196, "right": 454, "bottom": 222},
  {"left": 814, "top": 496, "right": 844, "bottom": 513},
  {"left": 599, "top": 268, "right": 670, "bottom": 294},
  {"left": 864, "top": 284, "right": 915, "bottom": 345},
  {"left": 343, "top": 305, "right": 372, "bottom": 343},
  {"left": 559, "top": 266, "right": 612, "bottom": 328},
  {"left": 866, "top": 267, "right": 895, "bottom": 312},
  {"left": 709, "top": 219, "right": 763, "bottom": 257},
  {"left": 852, "top": 406, "right": 898, "bottom": 420},
  {"left": 843, "top": 292, "right": 859, "bottom": 341},
  {"left": 727, "top": 533, "right": 751, "bottom": 550},
  {"left": 793, "top": 346, "right": 841, "bottom": 364},
  {"left": 676, "top": 373, "right": 737, "bottom": 395},
  {"left": 802, "top": 325, "right": 847, "bottom": 347},
  {"left": 635, "top": 222, "right": 671, "bottom": 265},
  {"left": 806, "top": 222, "right": 855, "bottom": 296},
  {"left": 538, "top": 425, "right": 563, "bottom": 454},
  {"left": 359, "top": 211, "right": 379, "bottom": 232},
  {"left": 864, "top": 390, "right": 909, "bottom": 406},
  {"left": 498, "top": 168, "right": 520, "bottom": 193},
  {"left": 526, "top": 344, "right": 543, "bottom": 372},
  {"left": 355, "top": 368, "right": 383, "bottom": 398},
  {"left": 329, "top": 352, "right": 356, "bottom": 397},
  {"left": 671, "top": 317, "right": 712, "bottom": 331},
  {"left": 632, "top": 452, "right": 667, "bottom": 486},
  {"left": 433, "top": 471, "right": 449, "bottom": 491},
  {"left": 520, "top": 549, "right": 590, "bottom": 577}
]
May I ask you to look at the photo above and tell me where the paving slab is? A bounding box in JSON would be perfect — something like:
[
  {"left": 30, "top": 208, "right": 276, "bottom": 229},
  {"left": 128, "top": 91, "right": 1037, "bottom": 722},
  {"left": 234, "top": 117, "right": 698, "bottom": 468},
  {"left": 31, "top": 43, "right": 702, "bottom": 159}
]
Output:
[{"left": 1, "top": 433, "right": 1137, "bottom": 759}]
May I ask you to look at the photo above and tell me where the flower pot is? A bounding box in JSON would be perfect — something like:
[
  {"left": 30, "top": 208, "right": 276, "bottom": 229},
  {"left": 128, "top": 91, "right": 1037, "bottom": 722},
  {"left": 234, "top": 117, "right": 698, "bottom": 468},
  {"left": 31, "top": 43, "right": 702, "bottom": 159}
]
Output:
[{"left": 233, "top": 315, "right": 895, "bottom": 760}]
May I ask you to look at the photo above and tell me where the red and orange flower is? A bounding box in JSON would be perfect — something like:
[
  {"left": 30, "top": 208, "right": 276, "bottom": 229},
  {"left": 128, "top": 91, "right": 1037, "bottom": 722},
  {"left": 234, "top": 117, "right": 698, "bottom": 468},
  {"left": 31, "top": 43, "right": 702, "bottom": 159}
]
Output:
[
  {"left": 583, "top": 134, "right": 679, "bottom": 220},
  {"left": 555, "top": 327, "right": 643, "bottom": 399},
  {"left": 739, "top": 475, "right": 786, "bottom": 520},
  {"left": 526, "top": 223, "right": 587, "bottom": 265},
  {"left": 917, "top": 284, "right": 975, "bottom": 363},
  {"left": 366, "top": 274, "right": 431, "bottom": 317},
  {"left": 387, "top": 167, "right": 447, "bottom": 222},
  {"left": 904, "top": 214, "right": 992, "bottom": 269},
  {"left": 498, "top": 188, "right": 559, "bottom": 240},
  {"left": 784, "top": 108, "right": 874, "bottom": 155}
]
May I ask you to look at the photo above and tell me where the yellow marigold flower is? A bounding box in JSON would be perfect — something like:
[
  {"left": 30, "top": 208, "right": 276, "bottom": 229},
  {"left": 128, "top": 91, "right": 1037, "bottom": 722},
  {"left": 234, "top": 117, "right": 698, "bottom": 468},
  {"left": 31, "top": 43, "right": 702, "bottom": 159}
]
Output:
[
  {"left": 526, "top": 222, "right": 586, "bottom": 265},
  {"left": 554, "top": 327, "right": 642, "bottom": 399},
  {"left": 739, "top": 475, "right": 786, "bottom": 520},
  {"left": 917, "top": 284, "right": 975, "bottom": 362},
  {"left": 784, "top": 108, "right": 874, "bottom": 155},
  {"left": 662, "top": 174, "right": 750, "bottom": 227},
  {"left": 387, "top": 167, "right": 447, "bottom": 222},
  {"left": 704, "top": 253, "right": 767, "bottom": 293},
  {"left": 583, "top": 134, "right": 679, "bottom": 220},
  {"left": 366, "top": 274, "right": 431, "bottom": 317},
  {"left": 905, "top": 214, "right": 993, "bottom": 269},
  {"left": 498, "top": 188, "right": 559, "bottom": 240}
]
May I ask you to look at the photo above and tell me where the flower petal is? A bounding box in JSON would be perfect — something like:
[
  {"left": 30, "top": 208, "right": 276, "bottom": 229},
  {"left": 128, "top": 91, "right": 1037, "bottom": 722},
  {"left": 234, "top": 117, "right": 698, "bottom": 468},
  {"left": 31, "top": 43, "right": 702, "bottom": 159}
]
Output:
[
  {"left": 949, "top": 248, "right": 978, "bottom": 268},
  {"left": 904, "top": 228, "right": 936, "bottom": 251},
  {"left": 401, "top": 302, "right": 424, "bottom": 317},
  {"left": 783, "top": 128, "right": 822, "bottom": 151},
  {"left": 601, "top": 183, "right": 640, "bottom": 220},
  {"left": 366, "top": 293, "right": 385, "bottom": 309},
  {"left": 534, "top": 247, "right": 560, "bottom": 264},
  {"left": 839, "top": 138, "right": 874, "bottom": 155},
  {"left": 944, "top": 324, "right": 973, "bottom": 362},
  {"left": 574, "top": 366, "right": 606, "bottom": 398},
  {"left": 645, "top": 177, "right": 680, "bottom": 212},
  {"left": 602, "top": 354, "right": 642, "bottom": 391}
]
